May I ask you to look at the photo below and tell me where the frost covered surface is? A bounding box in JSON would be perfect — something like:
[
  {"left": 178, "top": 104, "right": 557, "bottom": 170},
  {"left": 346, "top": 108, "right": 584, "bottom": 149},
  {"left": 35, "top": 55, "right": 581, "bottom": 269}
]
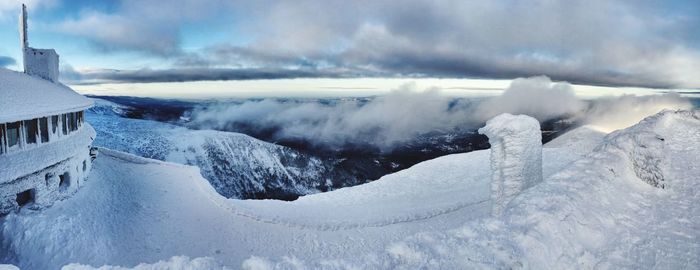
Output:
[
  {"left": 87, "top": 98, "right": 131, "bottom": 117},
  {"left": 1, "top": 110, "right": 698, "bottom": 269},
  {"left": 24, "top": 48, "right": 59, "bottom": 83},
  {"left": 544, "top": 125, "right": 607, "bottom": 154},
  {"left": 478, "top": 113, "right": 542, "bottom": 215},
  {"left": 62, "top": 256, "right": 231, "bottom": 270},
  {"left": 0, "top": 68, "right": 92, "bottom": 123},
  {"left": 233, "top": 146, "right": 576, "bottom": 230}
]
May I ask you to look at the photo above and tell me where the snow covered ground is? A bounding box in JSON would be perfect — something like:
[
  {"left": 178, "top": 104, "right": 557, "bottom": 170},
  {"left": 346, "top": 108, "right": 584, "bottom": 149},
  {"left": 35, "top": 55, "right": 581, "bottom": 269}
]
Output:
[{"left": 1, "top": 110, "right": 698, "bottom": 269}]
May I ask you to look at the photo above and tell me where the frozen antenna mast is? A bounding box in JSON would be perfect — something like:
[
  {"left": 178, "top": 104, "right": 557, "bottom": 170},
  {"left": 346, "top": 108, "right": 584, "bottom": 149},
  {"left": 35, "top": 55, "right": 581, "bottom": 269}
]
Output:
[
  {"left": 19, "top": 4, "right": 60, "bottom": 83},
  {"left": 20, "top": 4, "right": 27, "bottom": 51}
]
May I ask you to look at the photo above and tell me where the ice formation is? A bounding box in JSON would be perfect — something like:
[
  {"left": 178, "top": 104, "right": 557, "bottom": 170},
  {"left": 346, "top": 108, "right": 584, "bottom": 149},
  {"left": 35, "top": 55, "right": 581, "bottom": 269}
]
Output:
[
  {"left": 62, "top": 256, "right": 230, "bottom": 270},
  {"left": 478, "top": 113, "right": 542, "bottom": 216}
]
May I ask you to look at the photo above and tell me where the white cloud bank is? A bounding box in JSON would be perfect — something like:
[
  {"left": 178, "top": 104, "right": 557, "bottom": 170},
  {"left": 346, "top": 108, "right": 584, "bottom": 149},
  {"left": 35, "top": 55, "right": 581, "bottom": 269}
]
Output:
[
  {"left": 189, "top": 76, "right": 693, "bottom": 150},
  {"left": 474, "top": 76, "right": 584, "bottom": 121},
  {"left": 582, "top": 93, "right": 692, "bottom": 133}
]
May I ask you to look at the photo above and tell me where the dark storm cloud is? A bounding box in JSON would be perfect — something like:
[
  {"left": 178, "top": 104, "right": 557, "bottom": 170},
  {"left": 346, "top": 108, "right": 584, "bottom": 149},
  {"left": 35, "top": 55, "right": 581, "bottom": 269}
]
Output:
[
  {"left": 0, "top": 56, "right": 16, "bottom": 67},
  {"left": 61, "top": 67, "right": 375, "bottom": 85},
  {"left": 57, "top": 0, "right": 700, "bottom": 88}
]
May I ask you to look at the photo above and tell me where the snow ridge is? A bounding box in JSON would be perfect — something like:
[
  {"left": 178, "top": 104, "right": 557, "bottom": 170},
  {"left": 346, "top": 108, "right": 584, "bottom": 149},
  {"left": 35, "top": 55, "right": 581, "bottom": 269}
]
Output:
[{"left": 593, "top": 110, "right": 698, "bottom": 188}]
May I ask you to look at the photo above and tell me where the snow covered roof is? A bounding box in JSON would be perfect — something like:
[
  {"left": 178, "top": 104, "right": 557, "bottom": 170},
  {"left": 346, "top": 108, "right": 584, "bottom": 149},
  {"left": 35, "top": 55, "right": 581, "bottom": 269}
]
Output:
[{"left": 0, "top": 68, "right": 93, "bottom": 123}]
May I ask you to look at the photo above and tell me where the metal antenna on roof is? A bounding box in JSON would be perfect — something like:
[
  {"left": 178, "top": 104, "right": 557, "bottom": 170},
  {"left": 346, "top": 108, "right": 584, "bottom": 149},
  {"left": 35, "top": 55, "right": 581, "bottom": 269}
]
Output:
[
  {"left": 20, "top": 4, "right": 28, "bottom": 72},
  {"left": 20, "top": 4, "right": 27, "bottom": 50}
]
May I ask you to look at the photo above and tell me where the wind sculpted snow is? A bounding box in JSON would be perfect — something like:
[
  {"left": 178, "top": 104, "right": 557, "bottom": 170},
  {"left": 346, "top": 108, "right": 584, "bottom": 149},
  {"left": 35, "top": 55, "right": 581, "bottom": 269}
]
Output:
[{"left": 1, "top": 110, "right": 698, "bottom": 269}]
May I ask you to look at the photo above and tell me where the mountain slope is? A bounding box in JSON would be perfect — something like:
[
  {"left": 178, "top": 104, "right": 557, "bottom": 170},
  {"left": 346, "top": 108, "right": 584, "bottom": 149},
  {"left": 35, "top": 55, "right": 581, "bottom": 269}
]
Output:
[{"left": 87, "top": 106, "right": 361, "bottom": 200}]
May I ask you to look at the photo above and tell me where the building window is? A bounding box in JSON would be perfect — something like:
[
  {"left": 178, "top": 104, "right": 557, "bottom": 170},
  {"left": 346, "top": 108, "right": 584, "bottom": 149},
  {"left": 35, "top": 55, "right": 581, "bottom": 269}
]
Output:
[
  {"left": 15, "top": 189, "right": 35, "bottom": 207},
  {"left": 24, "top": 119, "right": 38, "bottom": 144},
  {"left": 78, "top": 111, "right": 84, "bottom": 127},
  {"left": 59, "top": 172, "right": 71, "bottom": 192},
  {"left": 70, "top": 112, "right": 78, "bottom": 131},
  {"left": 66, "top": 113, "right": 72, "bottom": 132},
  {"left": 7, "top": 121, "right": 21, "bottom": 147},
  {"left": 62, "top": 114, "right": 68, "bottom": 135},
  {"left": 40, "top": 117, "right": 49, "bottom": 143},
  {"left": 51, "top": 115, "right": 59, "bottom": 134},
  {"left": 0, "top": 124, "right": 5, "bottom": 154}
]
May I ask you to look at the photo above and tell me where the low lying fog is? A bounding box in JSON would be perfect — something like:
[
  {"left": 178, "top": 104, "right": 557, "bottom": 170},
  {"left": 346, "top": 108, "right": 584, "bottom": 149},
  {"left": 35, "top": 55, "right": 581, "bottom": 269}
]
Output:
[{"left": 187, "top": 76, "right": 692, "bottom": 150}]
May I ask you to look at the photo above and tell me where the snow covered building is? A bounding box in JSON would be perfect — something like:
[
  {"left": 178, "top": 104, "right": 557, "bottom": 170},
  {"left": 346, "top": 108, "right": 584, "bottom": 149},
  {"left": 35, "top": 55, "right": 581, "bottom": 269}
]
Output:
[{"left": 0, "top": 5, "right": 95, "bottom": 215}]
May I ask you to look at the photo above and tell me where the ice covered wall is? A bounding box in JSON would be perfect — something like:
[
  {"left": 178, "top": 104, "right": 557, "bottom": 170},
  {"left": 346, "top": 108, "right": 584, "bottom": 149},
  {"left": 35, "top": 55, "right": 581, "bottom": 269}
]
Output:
[
  {"left": 24, "top": 48, "right": 59, "bottom": 83},
  {"left": 0, "top": 125, "right": 95, "bottom": 215},
  {"left": 479, "top": 113, "right": 542, "bottom": 216}
]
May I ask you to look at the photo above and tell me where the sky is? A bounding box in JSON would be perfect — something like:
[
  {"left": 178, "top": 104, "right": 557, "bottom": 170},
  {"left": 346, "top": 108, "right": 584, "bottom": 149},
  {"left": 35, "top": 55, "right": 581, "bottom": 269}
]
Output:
[{"left": 0, "top": 0, "right": 698, "bottom": 98}]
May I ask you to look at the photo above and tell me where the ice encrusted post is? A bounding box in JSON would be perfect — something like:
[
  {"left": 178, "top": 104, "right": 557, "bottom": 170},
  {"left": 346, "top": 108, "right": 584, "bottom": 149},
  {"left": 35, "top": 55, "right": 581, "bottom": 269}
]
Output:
[{"left": 479, "top": 113, "right": 543, "bottom": 216}]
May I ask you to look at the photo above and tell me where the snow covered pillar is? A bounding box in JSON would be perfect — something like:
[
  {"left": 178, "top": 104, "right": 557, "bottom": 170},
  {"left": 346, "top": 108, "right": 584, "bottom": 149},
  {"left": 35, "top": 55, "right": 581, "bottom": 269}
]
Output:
[{"left": 478, "top": 113, "right": 542, "bottom": 216}]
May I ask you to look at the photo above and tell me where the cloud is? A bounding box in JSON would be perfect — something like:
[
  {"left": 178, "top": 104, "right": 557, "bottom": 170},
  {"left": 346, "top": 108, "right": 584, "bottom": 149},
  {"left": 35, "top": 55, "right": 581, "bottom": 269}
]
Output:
[
  {"left": 57, "top": 12, "right": 179, "bottom": 55},
  {"left": 582, "top": 93, "right": 693, "bottom": 132},
  {"left": 50, "top": 0, "right": 700, "bottom": 88},
  {"left": 0, "top": 56, "right": 16, "bottom": 67},
  {"left": 473, "top": 76, "right": 584, "bottom": 121},
  {"left": 55, "top": 0, "right": 233, "bottom": 55},
  {"left": 0, "top": 0, "right": 55, "bottom": 19},
  {"left": 60, "top": 67, "right": 364, "bottom": 84},
  {"left": 188, "top": 83, "right": 477, "bottom": 150},
  {"left": 187, "top": 76, "right": 688, "bottom": 150}
]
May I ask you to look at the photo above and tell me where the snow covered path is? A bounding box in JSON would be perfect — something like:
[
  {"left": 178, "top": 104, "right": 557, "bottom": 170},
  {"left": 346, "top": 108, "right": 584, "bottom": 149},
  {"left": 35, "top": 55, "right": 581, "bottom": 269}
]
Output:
[{"left": 233, "top": 147, "right": 580, "bottom": 230}]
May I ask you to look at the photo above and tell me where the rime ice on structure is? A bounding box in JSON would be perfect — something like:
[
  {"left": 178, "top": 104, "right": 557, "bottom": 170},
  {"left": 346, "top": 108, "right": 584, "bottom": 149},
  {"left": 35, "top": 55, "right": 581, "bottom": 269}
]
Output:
[
  {"left": 0, "top": 5, "right": 95, "bottom": 215},
  {"left": 20, "top": 4, "right": 59, "bottom": 82},
  {"left": 478, "top": 113, "right": 542, "bottom": 216}
]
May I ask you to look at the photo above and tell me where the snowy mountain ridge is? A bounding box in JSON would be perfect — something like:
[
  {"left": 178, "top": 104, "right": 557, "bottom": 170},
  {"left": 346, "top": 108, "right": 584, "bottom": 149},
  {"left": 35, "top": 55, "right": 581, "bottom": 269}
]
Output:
[{"left": 87, "top": 102, "right": 362, "bottom": 200}]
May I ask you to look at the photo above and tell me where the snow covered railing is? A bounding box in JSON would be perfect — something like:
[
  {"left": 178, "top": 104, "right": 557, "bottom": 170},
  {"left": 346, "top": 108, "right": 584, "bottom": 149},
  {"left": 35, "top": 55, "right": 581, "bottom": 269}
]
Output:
[{"left": 479, "top": 114, "right": 542, "bottom": 216}]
